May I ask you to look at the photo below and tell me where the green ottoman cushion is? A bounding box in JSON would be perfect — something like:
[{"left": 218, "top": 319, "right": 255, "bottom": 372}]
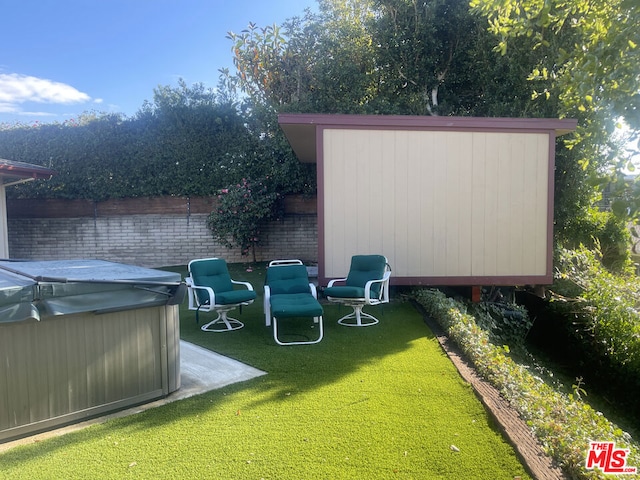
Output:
[{"left": 270, "top": 293, "right": 323, "bottom": 318}]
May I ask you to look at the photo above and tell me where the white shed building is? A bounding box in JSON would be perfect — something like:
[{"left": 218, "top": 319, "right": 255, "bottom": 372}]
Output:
[{"left": 278, "top": 114, "right": 577, "bottom": 287}]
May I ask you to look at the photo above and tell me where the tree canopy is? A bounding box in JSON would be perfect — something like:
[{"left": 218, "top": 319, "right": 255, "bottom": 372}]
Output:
[
  {"left": 470, "top": 0, "right": 640, "bottom": 216},
  {"left": 225, "top": 0, "right": 639, "bottom": 247},
  {"left": 228, "top": 0, "right": 558, "bottom": 117}
]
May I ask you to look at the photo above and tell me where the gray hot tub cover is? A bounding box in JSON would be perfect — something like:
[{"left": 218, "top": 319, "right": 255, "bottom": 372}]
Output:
[
  {"left": 0, "top": 269, "right": 39, "bottom": 323},
  {"left": 0, "top": 260, "right": 182, "bottom": 322}
]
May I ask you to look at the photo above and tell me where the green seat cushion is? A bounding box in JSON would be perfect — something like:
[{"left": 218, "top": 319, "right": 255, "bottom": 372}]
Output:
[
  {"left": 324, "top": 285, "right": 368, "bottom": 299},
  {"left": 215, "top": 289, "right": 257, "bottom": 305},
  {"left": 270, "top": 293, "right": 323, "bottom": 318}
]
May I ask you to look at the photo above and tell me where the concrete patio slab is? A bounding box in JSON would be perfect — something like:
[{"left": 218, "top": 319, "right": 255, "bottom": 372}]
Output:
[{"left": 177, "top": 340, "right": 266, "bottom": 396}]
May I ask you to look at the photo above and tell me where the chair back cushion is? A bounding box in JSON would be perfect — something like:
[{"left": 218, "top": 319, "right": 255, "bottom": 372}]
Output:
[
  {"left": 190, "top": 259, "right": 234, "bottom": 304},
  {"left": 266, "top": 264, "right": 311, "bottom": 295},
  {"left": 345, "top": 255, "right": 387, "bottom": 297}
]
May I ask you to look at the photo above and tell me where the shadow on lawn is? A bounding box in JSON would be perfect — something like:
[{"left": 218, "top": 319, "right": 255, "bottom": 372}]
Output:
[
  {"left": 172, "top": 262, "right": 433, "bottom": 405},
  {"left": 0, "top": 263, "right": 434, "bottom": 463}
]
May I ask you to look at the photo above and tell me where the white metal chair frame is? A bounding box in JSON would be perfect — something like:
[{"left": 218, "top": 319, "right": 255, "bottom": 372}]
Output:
[
  {"left": 185, "top": 258, "right": 255, "bottom": 332},
  {"left": 264, "top": 259, "right": 323, "bottom": 346},
  {"left": 326, "top": 261, "right": 391, "bottom": 327}
]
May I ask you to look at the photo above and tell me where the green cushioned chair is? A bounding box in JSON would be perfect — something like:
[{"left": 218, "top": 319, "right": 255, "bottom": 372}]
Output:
[
  {"left": 324, "top": 255, "right": 391, "bottom": 326},
  {"left": 186, "top": 258, "right": 257, "bottom": 332},
  {"left": 264, "top": 260, "right": 324, "bottom": 345}
]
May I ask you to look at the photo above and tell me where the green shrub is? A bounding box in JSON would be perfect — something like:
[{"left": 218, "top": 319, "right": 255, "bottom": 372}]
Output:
[
  {"left": 413, "top": 288, "right": 640, "bottom": 479},
  {"left": 207, "top": 177, "right": 281, "bottom": 262},
  {"left": 468, "top": 300, "right": 532, "bottom": 355},
  {"left": 551, "top": 246, "right": 640, "bottom": 402},
  {"left": 558, "top": 208, "right": 633, "bottom": 273}
]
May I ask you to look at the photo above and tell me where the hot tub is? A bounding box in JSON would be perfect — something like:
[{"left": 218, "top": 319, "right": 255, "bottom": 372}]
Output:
[{"left": 0, "top": 260, "right": 183, "bottom": 443}]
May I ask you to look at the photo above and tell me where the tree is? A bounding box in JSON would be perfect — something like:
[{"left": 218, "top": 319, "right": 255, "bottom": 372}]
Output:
[
  {"left": 134, "top": 79, "right": 265, "bottom": 196},
  {"left": 228, "top": 0, "right": 494, "bottom": 115},
  {"left": 207, "top": 177, "right": 281, "bottom": 262},
  {"left": 368, "top": 0, "right": 480, "bottom": 115},
  {"left": 470, "top": 0, "right": 640, "bottom": 218},
  {"left": 227, "top": 0, "right": 576, "bottom": 119},
  {"left": 227, "top": 1, "right": 378, "bottom": 113}
]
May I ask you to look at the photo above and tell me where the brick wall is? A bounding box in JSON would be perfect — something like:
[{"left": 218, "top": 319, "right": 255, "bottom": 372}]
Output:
[{"left": 7, "top": 196, "right": 318, "bottom": 268}]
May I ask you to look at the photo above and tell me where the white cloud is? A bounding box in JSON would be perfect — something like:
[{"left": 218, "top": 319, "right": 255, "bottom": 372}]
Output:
[
  {"left": 0, "top": 102, "right": 19, "bottom": 113},
  {"left": 0, "top": 73, "right": 91, "bottom": 110},
  {"left": 16, "top": 110, "right": 58, "bottom": 117}
]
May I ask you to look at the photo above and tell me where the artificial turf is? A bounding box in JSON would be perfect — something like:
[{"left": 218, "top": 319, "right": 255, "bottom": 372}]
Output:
[{"left": 0, "top": 263, "right": 531, "bottom": 479}]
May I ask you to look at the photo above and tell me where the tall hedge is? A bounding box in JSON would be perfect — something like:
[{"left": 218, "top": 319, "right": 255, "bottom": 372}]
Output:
[
  {"left": 0, "top": 82, "right": 315, "bottom": 201},
  {"left": 0, "top": 104, "right": 258, "bottom": 200}
]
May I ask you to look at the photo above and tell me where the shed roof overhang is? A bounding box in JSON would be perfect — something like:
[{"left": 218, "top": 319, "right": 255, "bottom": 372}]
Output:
[
  {"left": 278, "top": 113, "right": 578, "bottom": 163},
  {"left": 0, "top": 158, "right": 56, "bottom": 186}
]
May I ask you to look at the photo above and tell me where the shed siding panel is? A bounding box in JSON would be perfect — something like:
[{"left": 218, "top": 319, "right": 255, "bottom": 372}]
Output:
[
  {"left": 494, "top": 135, "right": 511, "bottom": 274},
  {"left": 431, "top": 135, "right": 448, "bottom": 276},
  {"left": 368, "top": 131, "right": 385, "bottom": 254},
  {"left": 526, "top": 134, "right": 550, "bottom": 273},
  {"left": 393, "top": 131, "right": 410, "bottom": 276},
  {"left": 323, "top": 129, "right": 549, "bottom": 280},
  {"left": 417, "top": 132, "right": 436, "bottom": 276},
  {"left": 380, "top": 132, "right": 397, "bottom": 272},
  {"left": 471, "top": 133, "right": 490, "bottom": 275}
]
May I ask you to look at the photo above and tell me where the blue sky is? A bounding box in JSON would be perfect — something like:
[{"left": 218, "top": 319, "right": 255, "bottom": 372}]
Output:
[{"left": 0, "top": 0, "right": 316, "bottom": 125}]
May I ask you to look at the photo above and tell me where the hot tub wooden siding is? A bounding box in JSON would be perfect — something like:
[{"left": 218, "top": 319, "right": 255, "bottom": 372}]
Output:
[
  {"left": 279, "top": 114, "right": 577, "bottom": 286},
  {"left": 0, "top": 304, "right": 180, "bottom": 443}
]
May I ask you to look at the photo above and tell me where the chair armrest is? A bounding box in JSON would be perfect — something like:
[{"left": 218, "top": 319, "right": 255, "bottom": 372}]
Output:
[
  {"left": 231, "top": 279, "right": 254, "bottom": 291},
  {"left": 185, "top": 277, "right": 196, "bottom": 309},
  {"left": 327, "top": 277, "right": 348, "bottom": 288},
  {"left": 309, "top": 283, "right": 318, "bottom": 299},
  {"left": 364, "top": 270, "right": 392, "bottom": 304},
  {"left": 186, "top": 283, "right": 216, "bottom": 307},
  {"left": 264, "top": 285, "right": 272, "bottom": 326}
]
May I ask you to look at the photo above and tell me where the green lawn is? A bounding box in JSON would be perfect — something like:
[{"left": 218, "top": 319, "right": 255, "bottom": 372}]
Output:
[{"left": 0, "top": 263, "right": 531, "bottom": 479}]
